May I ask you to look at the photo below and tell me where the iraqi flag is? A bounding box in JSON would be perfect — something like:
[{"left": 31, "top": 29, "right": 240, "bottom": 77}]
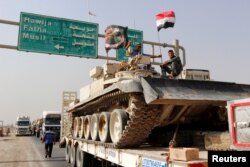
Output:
[{"left": 155, "top": 11, "right": 175, "bottom": 31}]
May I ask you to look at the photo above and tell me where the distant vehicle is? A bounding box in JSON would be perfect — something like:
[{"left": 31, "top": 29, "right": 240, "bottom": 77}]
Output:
[
  {"left": 31, "top": 118, "right": 43, "bottom": 137},
  {"left": 15, "top": 116, "right": 31, "bottom": 136},
  {"left": 40, "top": 111, "right": 61, "bottom": 141}
]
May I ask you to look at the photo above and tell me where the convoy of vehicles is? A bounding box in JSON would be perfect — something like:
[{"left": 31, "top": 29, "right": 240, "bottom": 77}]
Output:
[
  {"left": 8, "top": 28, "right": 249, "bottom": 166},
  {"left": 2, "top": 10, "right": 248, "bottom": 167},
  {"left": 15, "top": 116, "right": 32, "bottom": 136}
]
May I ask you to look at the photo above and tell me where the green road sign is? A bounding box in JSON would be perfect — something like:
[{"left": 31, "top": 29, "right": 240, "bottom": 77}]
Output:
[
  {"left": 116, "top": 29, "right": 143, "bottom": 61},
  {"left": 18, "top": 12, "right": 98, "bottom": 58}
]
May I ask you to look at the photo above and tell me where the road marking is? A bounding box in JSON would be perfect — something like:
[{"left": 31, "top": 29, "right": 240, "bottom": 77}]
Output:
[{"left": 29, "top": 137, "right": 46, "bottom": 167}]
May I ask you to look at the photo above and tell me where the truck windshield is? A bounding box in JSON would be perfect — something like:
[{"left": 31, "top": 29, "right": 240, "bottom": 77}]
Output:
[
  {"left": 45, "top": 118, "right": 60, "bottom": 125},
  {"left": 17, "top": 121, "right": 30, "bottom": 126}
]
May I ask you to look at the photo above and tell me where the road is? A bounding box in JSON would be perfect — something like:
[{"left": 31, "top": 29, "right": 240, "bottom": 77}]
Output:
[{"left": 0, "top": 134, "right": 70, "bottom": 167}]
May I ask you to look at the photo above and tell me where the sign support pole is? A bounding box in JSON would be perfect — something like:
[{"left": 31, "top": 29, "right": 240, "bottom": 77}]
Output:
[{"left": 0, "top": 17, "right": 186, "bottom": 66}]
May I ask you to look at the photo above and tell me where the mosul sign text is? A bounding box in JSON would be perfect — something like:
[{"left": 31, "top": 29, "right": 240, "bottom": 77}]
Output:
[{"left": 18, "top": 12, "right": 98, "bottom": 58}]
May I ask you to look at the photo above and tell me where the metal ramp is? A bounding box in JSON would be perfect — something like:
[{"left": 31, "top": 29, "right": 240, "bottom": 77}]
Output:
[{"left": 61, "top": 91, "right": 77, "bottom": 141}]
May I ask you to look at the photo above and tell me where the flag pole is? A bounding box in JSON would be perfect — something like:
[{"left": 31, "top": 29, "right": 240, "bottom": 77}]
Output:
[{"left": 157, "top": 31, "right": 163, "bottom": 63}]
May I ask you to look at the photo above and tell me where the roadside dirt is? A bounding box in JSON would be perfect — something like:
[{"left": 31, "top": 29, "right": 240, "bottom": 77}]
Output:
[{"left": 0, "top": 134, "right": 46, "bottom": 167}]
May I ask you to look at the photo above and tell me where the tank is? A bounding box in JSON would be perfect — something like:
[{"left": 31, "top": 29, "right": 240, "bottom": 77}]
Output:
[{"left": 63, "top": 58, "right": 250, "bottom": 148}]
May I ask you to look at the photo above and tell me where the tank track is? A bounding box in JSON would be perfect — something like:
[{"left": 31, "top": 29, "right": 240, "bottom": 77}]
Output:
[
  {"left": 72, "top": 92, "right": 161, "bottom": 148},
  {"left": 117, "top": 94, "right": 161, "bottom": 147}
]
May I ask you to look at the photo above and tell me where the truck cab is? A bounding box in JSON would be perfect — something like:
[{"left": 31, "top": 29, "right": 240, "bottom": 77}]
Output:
[
  {"left": 41, "top": 111, "right": 61, "bottom": 141},
  {"left": 15, "top": 116, "right": 31, "bottom": 136}
]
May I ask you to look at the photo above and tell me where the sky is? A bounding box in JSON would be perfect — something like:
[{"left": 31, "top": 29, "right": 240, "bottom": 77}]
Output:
[{"left": 0, "top": 0, "right": 250, "bottom": 125}]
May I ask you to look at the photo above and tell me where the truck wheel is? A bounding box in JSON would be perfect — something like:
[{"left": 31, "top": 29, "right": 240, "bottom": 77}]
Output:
[
  {"left": 76, "top": 145, "right": 83, "bottom": 167},
  {"left": 36, "top": 131, "right": 40, "bottom": 138},
  {"left": 65, "top": 143, "right": 71, "bottom": 163},
  {"left": 99, "top": 112, "right": 111, "bottom": 142},
  {"left": 78, "top": 116, "right": 85, "bottom": 138},
  {"left": 73, "top": 117, "right": 79, "bottom": 138},
  {"left": 70, "top": 144, "right": 77, "bottom": 167},
  {"left": 59, "top": 139, "right": 66, "bottom": 148},
  {"left": 84, "top": 116, "right": 91, "bottom": 139},
  {"left": 110, "top": 109, "right": 128, "bottom": 143},
  {"left": 90, "top": 114, "right": 99, "bottom": 141}
]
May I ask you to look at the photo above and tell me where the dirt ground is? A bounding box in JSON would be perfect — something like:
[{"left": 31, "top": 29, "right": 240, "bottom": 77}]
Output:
[{"left": 0, "top": 132, "right": 69, "bottom": 167}]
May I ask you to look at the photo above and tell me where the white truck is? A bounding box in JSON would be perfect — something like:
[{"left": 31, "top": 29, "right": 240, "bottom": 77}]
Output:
[
  {"left": 15, "top": 116, "right": 31, "bottom": 136},
  {"left": 40, "top": 111, "right": 61, "bottom": 141}
]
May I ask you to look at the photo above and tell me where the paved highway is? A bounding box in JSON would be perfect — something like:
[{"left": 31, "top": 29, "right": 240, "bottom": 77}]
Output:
[{"left": 0, "top": 134, "right": 70, "bottom": 167}]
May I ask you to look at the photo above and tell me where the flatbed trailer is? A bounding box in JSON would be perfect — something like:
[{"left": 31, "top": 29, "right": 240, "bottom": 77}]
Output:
[
  {"left": 61, "top": 90, "right": 209, "bottom": 167},
  {"left": 61, "top": 93, "right": 250, "bottom": 167},
  {"left": 63, "top": 137, "right": 208, "bottom": 167}
]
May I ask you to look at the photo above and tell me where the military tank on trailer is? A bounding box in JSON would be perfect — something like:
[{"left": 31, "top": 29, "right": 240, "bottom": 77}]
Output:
[{"left": 61, "top": 40, "right": 250, "bottom": 149}]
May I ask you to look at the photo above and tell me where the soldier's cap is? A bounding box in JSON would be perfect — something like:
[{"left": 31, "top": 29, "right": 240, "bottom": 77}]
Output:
[{"left": 136, "top": 43, "right": 142, "bottom": 47}]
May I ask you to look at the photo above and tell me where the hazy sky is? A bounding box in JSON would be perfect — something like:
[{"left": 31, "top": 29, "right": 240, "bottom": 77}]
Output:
[{"left": 0, "top": 0, "right": 250, "bottom": 124}]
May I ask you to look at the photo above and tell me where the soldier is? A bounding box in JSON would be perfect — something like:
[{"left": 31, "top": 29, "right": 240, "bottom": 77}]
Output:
[
  {"left": 160, "top": 50, "right": 183, "bottom": 78},
  {"left": 125, "top": 41, "right": 161, "bottom": 69},
  {"left": 126, "top": 42, "right": 161, "bottom": 59}
]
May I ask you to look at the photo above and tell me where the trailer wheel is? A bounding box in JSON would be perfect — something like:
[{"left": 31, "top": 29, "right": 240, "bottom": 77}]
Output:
[
  {"left": 90, "top": 114, "right": 99, "bottom": 141},
  {"left": 110, "top": 109, "right": 128, "bottom": 143},
  {"left": 65, "top": 142, "right": 71, "bottom": 163},
  {"left": 78, "top": 116, "right": 85, "bottom": 138},
  {"left": 73, "top": 117, "right": 79, "bottom": 138},
  {"left": 99, "top": 112, "right": 111, "bottom": 142},
  {"left": 36, "top": 131, "right": 40, "bottom": 138},
  {"left": 76, "top": 145, "right": 84, "bottom": 167},
  {"left": 83, "top": 116, "right": 91, "bottom": 139},
  {"left": 70, "top": 144, "right": 77, "bottom": 167}
]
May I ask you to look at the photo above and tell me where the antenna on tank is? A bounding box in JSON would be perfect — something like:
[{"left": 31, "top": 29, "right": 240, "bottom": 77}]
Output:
[{"left": 87, "top": 0, "right": 90, "bottom": 21}]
